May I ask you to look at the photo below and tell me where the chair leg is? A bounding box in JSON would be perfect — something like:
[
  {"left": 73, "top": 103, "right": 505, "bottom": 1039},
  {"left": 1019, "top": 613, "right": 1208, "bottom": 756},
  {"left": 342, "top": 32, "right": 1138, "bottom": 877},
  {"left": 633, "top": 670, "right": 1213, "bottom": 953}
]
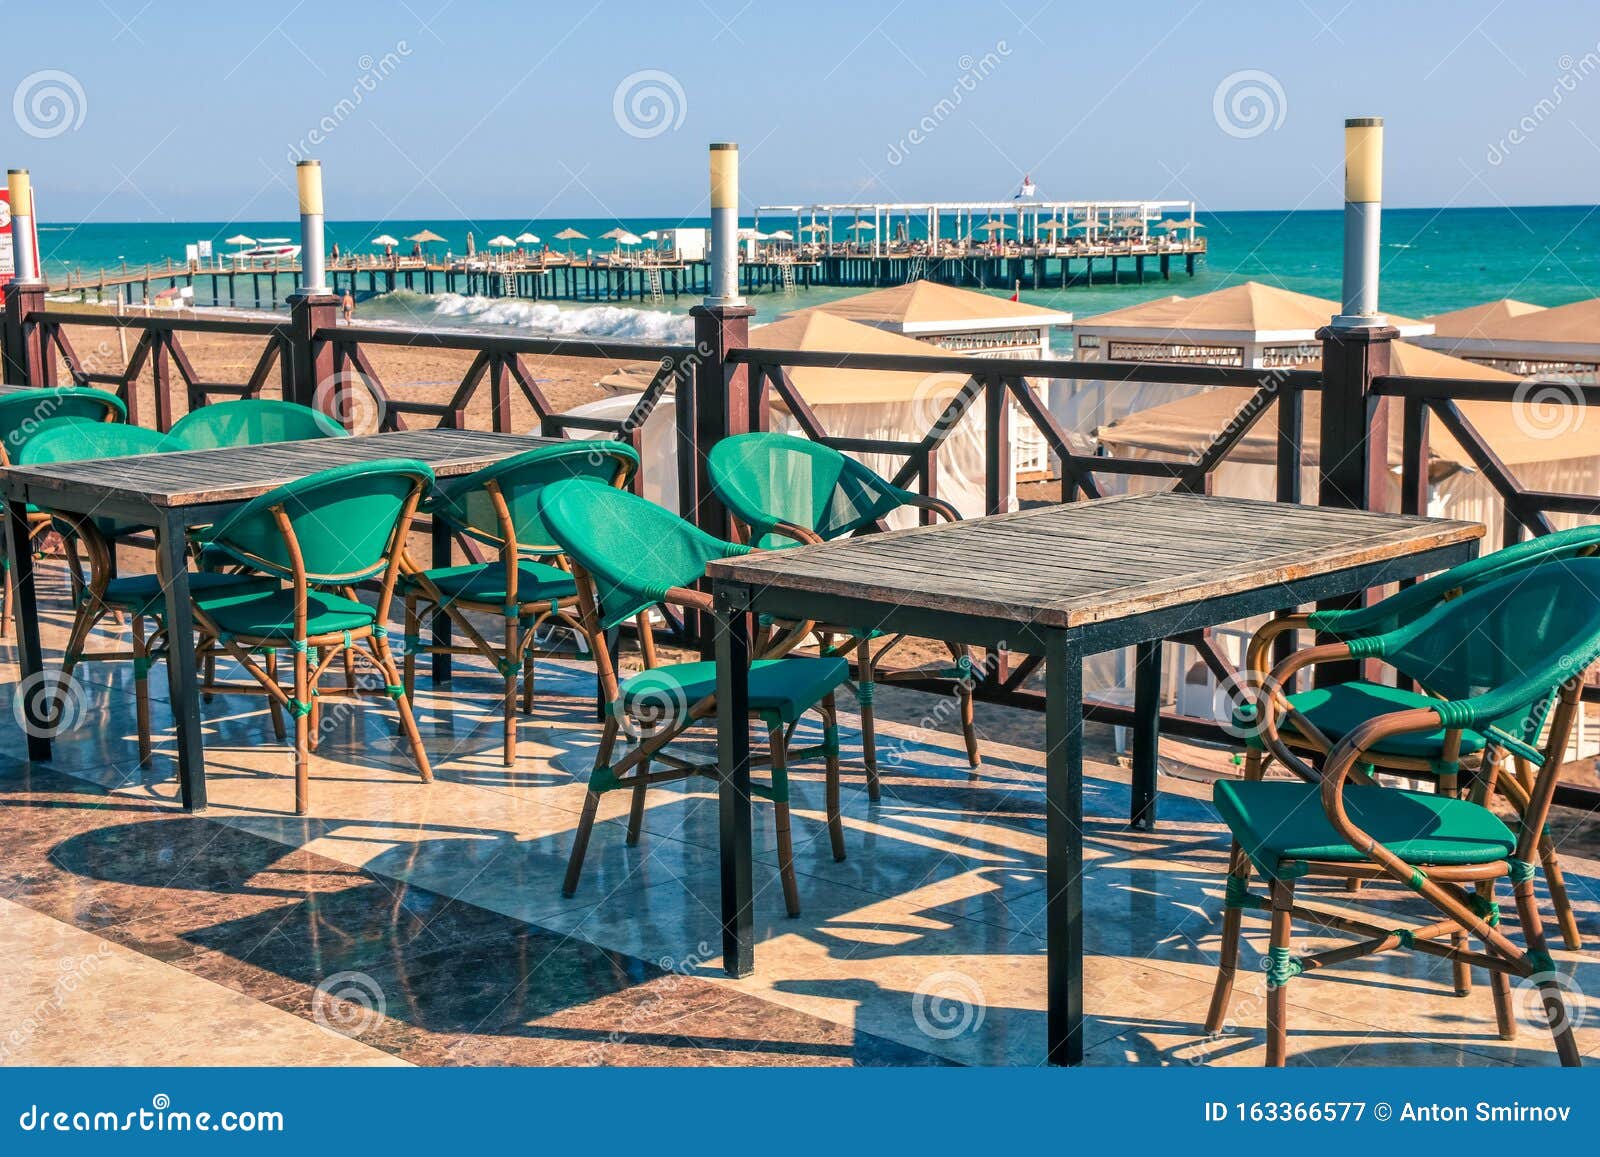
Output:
[
  {"left": 1204, "top": 840, "right": 1253, "bottom": 1034},
  {"left": 563, "top": 717, "right": 618, "bottom": 898},
  {"left": 856, "top": 637, "right": 881, "bottom": 802},
  {"left": 2, "top": 563, "right": 12, "bottom": 639},
  {"left": 293, "top": 640, "right": 311, "bottom": 815},
  {"left": 769, "top": 719, "right": 801, "bottom": 918},
  {"left": 370, "top": 635, "right": 432, "bottom": 785},
  {"left": 403, "top": 597, "right": 419, "bottom": 701},
  {"left": 821, "top": 696, "right": 846, "bottom": 862},
  {"left": 1452, "top": 932, "right": 1474, "bottom": 996},
  {"left": 953, "top": 645, "right": 980, "bottom": 769},
  {"left": 265, "top": 647, "right": 286, "bottom": 742},
  {"left": 1480, "top": 881, "right": 1516, "bottom": 1041},
  {"left": 131, "top": 616, "right": 153, "bottom": 767},
  {"left": 502, "top": 615, "right": 518, "bottom": 767},
  {"left": 522, "top": 647, "right": 536, "bottom": 715},
  {"left": 1265, "top": 878, "right": 1296, "bottom": 1067},
  {"left": 1510, "top": 867, "right": 1581, "bottom": 1066},
  {"left": 625, "top": 753, "right": 650, "bottom": 846},
  {"left": 1539, "top": 834, "right": 1583, "bottom": 951}
]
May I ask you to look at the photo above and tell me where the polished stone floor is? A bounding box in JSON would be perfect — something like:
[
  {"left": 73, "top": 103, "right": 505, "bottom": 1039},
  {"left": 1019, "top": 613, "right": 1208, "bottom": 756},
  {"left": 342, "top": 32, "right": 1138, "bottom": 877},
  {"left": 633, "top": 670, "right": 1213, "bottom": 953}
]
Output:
[{"left": 1, "top": 565, "right": 1596, "bottom": 1067}]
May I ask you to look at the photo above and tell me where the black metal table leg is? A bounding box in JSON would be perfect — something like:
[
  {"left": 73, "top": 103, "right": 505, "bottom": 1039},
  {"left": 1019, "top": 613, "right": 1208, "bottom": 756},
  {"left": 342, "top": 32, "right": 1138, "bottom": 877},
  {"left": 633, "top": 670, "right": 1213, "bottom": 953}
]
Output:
[
  {"left": 156, "top": 511, "right": 207, "bottom": 811},
  {"left": 429, "top": 515, "right": 452, "bottom": 685},
  {"left": 714, "top": 586, "right": 754, "bottom": 978},
  {"left": 5, "top": 499, "right": 51, "bottom": 761},
  {"left": 1130, "top": 638, "right": 1161, "bottom": 829},
  {"left": 1044, "top": 629, "right": 1085, "bottom": 1066}
]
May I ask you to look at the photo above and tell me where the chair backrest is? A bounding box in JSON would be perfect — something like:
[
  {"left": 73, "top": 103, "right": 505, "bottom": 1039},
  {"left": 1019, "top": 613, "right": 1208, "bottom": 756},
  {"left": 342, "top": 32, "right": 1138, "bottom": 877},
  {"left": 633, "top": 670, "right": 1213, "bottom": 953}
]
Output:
[
  {"left": 707, "top": 431, "right": 911, "bottom": 548},
  {"left": 167, "top": 399, "right": 349, "bottom": 450},
  {"left": 200, "top": 459, "right": 434, "bottom": 584},
  {"left": 1360, "top": 556, "right": 1600, "bottom": 760},
  {"left": 18, "top": 417, "right": 180, "bottom": 538},
  {"left": 538, "top": 478, "right": 750, "bottom": 630},
  {"left": 0, "top": 387, "right": 126, "bottom": 465},
  {"left": 19, "top": 416, "right": 177, "bottom": 465},
  {"left": 429, "top": 441, "right": 638, "bottom": 555},
  {"left": 1311, "top": 523, "right": 1600, "bottom": 638}
]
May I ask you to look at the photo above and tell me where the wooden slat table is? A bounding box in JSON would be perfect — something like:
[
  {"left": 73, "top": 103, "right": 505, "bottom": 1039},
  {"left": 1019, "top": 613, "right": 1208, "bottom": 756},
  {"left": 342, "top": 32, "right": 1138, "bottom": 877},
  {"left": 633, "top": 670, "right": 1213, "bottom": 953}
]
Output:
[
  {"left": 704, "top": 491, "right": 1483, "bottom": 1066},
  {"left": 2, "top": 428, "right": 556, "bottom": 810}
]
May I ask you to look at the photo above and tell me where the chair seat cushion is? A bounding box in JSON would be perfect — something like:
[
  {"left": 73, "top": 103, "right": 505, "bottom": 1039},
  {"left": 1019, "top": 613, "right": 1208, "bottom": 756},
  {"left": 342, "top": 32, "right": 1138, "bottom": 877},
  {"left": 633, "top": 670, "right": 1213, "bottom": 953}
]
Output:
[
  {"left": 195, "top": 587, "right": 375, "bottom": 640},
  {"left": 399, "top": 560, "right": 576, "bottom": 608},
  {"left": 621, "top": 657, "right": 849, "bottom": 724},
  {"left": 104, "top": 571, "right": 275, "bottom": 615},
  {"left": 1237, "top": 680, "right": 1487, "bottom": 761},
  {"left": 1214, "top": 780, "right": 1517, "bottom": 878}
]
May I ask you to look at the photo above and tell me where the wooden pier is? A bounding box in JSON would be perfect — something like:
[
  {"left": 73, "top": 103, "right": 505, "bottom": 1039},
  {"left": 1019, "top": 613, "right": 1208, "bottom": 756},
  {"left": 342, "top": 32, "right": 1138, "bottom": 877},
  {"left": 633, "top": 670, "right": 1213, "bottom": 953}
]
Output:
[{"left": 46, "top": 240, "right": 1205, "bottom": 310}]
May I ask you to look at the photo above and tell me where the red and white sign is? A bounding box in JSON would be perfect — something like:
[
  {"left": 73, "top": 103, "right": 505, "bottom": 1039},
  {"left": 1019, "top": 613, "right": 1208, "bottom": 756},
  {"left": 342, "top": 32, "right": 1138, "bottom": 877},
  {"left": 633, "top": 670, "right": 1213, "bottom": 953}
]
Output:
[{"left": 0, "top": 189, "right": 14, "bottom": 305}]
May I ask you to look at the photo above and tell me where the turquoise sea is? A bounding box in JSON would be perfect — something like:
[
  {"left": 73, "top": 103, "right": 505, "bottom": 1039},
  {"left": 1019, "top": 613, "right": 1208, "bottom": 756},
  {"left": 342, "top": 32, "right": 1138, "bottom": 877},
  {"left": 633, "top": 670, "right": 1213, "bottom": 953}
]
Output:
[{"left": 31, "top": 205, "right": 1600, "bottom": 340}]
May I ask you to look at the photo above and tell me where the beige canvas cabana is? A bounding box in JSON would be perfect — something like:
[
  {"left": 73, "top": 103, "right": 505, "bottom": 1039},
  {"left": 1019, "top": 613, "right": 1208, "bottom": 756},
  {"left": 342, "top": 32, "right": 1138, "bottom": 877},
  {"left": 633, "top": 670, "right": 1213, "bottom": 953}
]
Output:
[
  {"left": 1096, "top": 341, "right": 1600, "bottom": 545},
  {"left": 1413, "top": 295, "right": 1600, "bottom": 380},
  {"left": 573, "top": 310, "right": 1008, "bottom": 520},
  {"left": 1052, "top": 281, "right": 1434, "bottom": 437}
]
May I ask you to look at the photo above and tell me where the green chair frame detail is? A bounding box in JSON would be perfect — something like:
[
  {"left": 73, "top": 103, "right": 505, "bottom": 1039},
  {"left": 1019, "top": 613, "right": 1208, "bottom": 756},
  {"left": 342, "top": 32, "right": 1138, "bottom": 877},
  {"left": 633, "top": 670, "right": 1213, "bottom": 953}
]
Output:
[
  {"left": 189, "top": 458, "right": 436, "bottom": 814},
  {"left": 0, "top": 389, "right": 127, "bottom": 638},
  {"left": 398, "top": 440, "right": 641, "bottom": 766},
  {"left": 166, "top": 399, "right": 350, "bottom": 449},
  {"left": 706, "top": 431, "right": 981, "bottom": 797},
  {"left": 1209, "top": 558, "right": 1600, "bottom": 1067},
  {"left": 1239, "top": 524, "right": 1600, "bottom": 952},
  {"left": 539, "top": 477, "right": 851, "bottom": 917}
]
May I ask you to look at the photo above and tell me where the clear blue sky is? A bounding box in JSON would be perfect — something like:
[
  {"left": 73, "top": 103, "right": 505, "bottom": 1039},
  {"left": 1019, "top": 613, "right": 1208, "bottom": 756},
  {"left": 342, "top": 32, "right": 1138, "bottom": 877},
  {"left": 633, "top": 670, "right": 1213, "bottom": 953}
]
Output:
[{"left": 5, "top": 0, "right": 1600, "bottom": 222}]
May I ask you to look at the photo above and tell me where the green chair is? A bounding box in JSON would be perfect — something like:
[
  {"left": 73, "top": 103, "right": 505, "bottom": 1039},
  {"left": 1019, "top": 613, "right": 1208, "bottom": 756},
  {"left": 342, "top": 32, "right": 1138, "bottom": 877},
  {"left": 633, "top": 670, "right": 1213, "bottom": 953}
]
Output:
[
  {"left": 707, "top": 431, "right": 981, "bottom": 796},
  {"left": 1, "top": 388, "right": 127, "bottom": 637},
  {"left": 398, "top": 441, "right": 640, "bottom": 766},
  {"left": 167, "top": 399, "right": 349, "bottom": 449},
  {"left": 19, "top": 418, "right": 270, "bottom": 765},
  {"left": 189, "top": 459, "right": 435, "bottom": 814},
  {"left": 538, "top": 477, "right": 851, "bottom": 916},
  {"left": 1236, "top": 523, "right": 1600, "bottom": 950},
  {"left": 1207, "top": 557, "right": 1600, "bottom": 1067}
]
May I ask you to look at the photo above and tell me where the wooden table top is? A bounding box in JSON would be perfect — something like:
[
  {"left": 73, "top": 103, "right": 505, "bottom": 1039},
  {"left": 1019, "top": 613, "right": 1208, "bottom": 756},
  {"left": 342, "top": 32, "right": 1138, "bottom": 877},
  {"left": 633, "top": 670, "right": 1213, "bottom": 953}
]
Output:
[
  {"left": 706, "top": 492, "right": 1484, "bottom": 631},
  {"left": 0, "top": 428, "right": 557, "bottom": 509}
]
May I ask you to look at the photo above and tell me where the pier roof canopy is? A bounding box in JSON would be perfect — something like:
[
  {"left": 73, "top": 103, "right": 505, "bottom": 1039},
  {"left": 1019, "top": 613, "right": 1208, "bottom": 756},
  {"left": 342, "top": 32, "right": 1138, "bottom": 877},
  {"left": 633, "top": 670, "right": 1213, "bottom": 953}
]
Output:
[
  {"left": 795, "top": 279, "right": 1073, "bottom": 334},
  {"left": 1074, "top": 281, "right": 1431, "bottom": 341},
  {"left": 1096, "top": 341, "right": 1593, "bottom": 470},
  {"left": 1487, "top": 295, "right": 1600, "bottom": 345},
  {"left": 1423, "top": 298, "right": 1545, "bottom": 341}
]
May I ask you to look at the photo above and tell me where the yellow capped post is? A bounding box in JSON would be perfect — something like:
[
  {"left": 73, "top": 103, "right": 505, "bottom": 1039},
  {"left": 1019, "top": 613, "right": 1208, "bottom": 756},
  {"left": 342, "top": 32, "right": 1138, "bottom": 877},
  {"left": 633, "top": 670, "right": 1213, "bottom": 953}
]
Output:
[
  {"left": 707, "top": 143, "right": 743, "bottom": 307},
  {"left": 1335, "top": 117, "right": 1384, "bottom": 326},
  {"left": 6, "top": 169, "right": 41, "bottom": 282},
  {"left": 295, "top": 160, "right": 328, "bottom": 293}
]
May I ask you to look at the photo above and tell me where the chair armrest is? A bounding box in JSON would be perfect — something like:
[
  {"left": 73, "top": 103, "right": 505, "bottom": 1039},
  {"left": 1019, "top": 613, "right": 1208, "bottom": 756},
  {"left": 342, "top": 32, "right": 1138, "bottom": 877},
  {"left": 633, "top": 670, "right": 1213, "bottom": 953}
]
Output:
[
  {"left": 1253, "top": 642, "right": 1356, "bottom": 782},
  {"left": 897, "top": 492, "right": 961, "bottom": 524}
]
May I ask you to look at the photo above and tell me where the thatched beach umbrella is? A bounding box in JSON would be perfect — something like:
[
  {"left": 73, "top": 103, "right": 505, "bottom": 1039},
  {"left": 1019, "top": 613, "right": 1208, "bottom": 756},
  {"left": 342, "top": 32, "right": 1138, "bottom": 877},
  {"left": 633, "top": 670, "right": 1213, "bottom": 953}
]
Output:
[
  {"left": 977, "top": 219, "right": 1011, "bottom": 233},
  {"left": 554, "top": 226, "right": 588, "bottom": 254}
]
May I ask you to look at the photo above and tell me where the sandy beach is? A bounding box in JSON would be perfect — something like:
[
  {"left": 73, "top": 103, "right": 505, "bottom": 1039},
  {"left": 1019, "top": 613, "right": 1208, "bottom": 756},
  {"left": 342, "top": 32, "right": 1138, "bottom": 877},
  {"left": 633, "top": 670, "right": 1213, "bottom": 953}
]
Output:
[{"left": 44, "top": 301, "right": 632, "bottom": 430}]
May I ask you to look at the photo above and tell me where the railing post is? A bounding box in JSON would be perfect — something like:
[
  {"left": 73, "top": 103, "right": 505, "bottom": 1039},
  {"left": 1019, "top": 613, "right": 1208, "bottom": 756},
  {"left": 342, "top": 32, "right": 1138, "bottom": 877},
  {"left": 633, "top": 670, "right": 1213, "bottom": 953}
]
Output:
[
  {"left": 2, "top": 283, "right": 48, "bottom": 386},
  {"left": 284, "top": 159, "right": 339, "bottom": 413},
  {"left": 3, "top": 170, "right": 49, "bottom": 386},
  {"left": 1315, "top": 116, "right": 1395, "bottom": 685},
  {"left": 285, "top": 292, "right": 339, "bottom": 410}
]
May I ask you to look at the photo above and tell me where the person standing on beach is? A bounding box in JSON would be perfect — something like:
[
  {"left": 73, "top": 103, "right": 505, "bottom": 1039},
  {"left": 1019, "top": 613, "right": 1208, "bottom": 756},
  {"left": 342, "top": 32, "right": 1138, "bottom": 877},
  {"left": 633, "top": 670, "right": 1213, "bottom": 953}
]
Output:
[{"left": 341, "top": 289, "right": 355, "bottom": 325}]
